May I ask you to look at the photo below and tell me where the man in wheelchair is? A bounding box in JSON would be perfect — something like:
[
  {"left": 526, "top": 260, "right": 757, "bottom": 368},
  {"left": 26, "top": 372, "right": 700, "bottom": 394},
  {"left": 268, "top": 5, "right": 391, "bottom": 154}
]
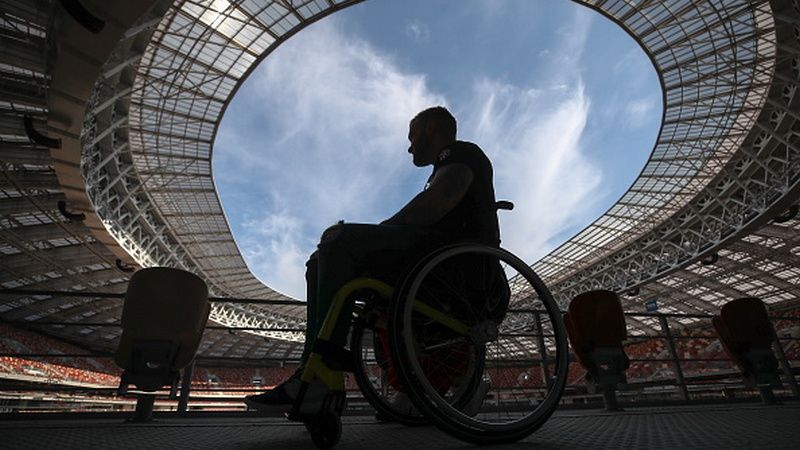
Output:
[{"left": 244, "top": 106, "right": 504, "bottom": 413}]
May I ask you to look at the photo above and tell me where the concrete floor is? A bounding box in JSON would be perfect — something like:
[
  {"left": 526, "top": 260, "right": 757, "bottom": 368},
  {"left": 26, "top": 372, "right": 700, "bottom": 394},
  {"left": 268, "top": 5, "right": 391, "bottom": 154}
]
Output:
[{"left": 2, "top": 402, "right": 799, "bottom": 449}]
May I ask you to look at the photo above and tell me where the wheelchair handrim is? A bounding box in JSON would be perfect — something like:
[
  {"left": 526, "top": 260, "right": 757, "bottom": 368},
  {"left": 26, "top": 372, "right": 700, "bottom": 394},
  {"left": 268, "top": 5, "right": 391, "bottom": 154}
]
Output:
[{"left": 392, "top": 244, "right": 570, "bottom": 436}]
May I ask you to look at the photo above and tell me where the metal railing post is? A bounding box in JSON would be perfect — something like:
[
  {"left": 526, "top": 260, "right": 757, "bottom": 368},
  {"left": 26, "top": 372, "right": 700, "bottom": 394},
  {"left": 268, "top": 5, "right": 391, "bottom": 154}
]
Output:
[
  {"left": 533, "top": 312, "right": 551, "bottom": 389},
  {"left": 177, "top": 360, "right": 195, "bottom": 413},
  {"left": 658, "top": 315, "right": 689, "bottom": 401},
  {"left": 131, "top": 395, "right": 155, "bottom": 422}
]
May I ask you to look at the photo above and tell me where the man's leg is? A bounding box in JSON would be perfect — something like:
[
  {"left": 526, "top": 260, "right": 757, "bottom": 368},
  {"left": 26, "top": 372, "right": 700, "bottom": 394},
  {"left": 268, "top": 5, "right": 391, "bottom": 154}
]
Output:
[
  {"left": 244, "top": 251, "right": 323, "bottom": 413},
  {"left": 300, "top": 251, "right": 319, "bottom": 362},
  {"left": 315, "top": 224, "right": 436, "bottom": 352},
  {"left": 244, "top": 223, "right": 434, "bottom": 413}
]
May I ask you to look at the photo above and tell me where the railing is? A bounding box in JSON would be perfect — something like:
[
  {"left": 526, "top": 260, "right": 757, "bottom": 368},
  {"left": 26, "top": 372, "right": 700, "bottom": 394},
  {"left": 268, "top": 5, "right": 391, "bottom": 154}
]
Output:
[
  {"left": 561, "top": 311, "right": 800, "bottom": 407},
  {"left": 0, "top": 289, "right": 798, "bottom": 414}
]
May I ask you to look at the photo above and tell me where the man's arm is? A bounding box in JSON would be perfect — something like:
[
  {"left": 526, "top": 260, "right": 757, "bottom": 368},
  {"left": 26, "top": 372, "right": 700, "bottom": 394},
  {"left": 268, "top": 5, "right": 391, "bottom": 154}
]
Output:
[{"left": 383, "top": 163, "right": 474, "bottom": 226}]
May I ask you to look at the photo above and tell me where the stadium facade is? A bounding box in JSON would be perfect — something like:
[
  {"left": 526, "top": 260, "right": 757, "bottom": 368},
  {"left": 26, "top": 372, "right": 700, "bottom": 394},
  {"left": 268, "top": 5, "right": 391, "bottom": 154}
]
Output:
[{"left": 0, "top": 0, "right": 798, "bottom": 367}]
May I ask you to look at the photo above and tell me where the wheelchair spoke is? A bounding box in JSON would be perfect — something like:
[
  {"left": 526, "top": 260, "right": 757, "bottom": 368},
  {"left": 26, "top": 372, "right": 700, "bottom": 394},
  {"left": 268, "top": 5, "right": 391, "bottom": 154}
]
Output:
[
  {"left": 351, "top": 313, "right": 427, "bottom": 425},
  {"left": 426, "top": 270, "right": 479, "bottom": 322}
]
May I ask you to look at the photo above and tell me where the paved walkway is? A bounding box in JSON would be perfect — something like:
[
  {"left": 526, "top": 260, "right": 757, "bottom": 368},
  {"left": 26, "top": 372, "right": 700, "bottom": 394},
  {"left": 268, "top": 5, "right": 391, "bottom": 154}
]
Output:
[{"left": 2, "top": 403, "right": 799, "bottom": 449}]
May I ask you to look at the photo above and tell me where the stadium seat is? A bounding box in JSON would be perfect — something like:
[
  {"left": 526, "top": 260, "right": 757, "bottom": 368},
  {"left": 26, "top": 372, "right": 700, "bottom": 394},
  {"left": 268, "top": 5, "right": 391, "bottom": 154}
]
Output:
[
  {"left": 114, "top": 267, "right": 210, "bottom": 421},
  {"left": 713, "top": 297, "right": 781, "bottom": 404},
  {"left": 564, "top": 290, "right": 630, "bottom": 410}
]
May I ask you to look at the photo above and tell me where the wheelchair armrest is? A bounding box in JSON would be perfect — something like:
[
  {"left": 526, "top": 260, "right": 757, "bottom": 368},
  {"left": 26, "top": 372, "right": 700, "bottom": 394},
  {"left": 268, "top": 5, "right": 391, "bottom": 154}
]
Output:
[{"left": 495, "top": 200, "right": 514, "bottom": 211}]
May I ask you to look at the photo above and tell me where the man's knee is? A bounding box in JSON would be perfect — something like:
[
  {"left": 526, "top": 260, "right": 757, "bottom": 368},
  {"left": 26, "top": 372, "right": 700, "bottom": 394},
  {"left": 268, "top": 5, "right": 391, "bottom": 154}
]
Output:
[{"left": 306, "top": 251, "right": 319, "bottom": 277}]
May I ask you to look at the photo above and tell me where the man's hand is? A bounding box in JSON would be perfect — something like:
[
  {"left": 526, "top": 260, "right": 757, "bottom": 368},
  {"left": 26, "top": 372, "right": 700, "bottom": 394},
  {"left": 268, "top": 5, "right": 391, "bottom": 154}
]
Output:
[{"left": 384, "top": 163, "right": 473, "bottom": 226}]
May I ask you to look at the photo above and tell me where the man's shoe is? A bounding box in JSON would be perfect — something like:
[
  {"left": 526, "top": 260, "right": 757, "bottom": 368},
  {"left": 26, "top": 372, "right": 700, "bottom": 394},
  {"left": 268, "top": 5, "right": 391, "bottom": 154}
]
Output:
[
  {"left": 244, "top": 370, "right": 328, "bottom": 415},
  {"left": 375, "top": 392, "right": 418, "bottom": 422},
  {"left": 460, "top": 380, "right": 489, "bottom": 417},
  {"left": 374, "top": 410, "right": 393, "bottom": 422},
  {"left": 389, "top": 391, "right": 418, "bottom": 416}
]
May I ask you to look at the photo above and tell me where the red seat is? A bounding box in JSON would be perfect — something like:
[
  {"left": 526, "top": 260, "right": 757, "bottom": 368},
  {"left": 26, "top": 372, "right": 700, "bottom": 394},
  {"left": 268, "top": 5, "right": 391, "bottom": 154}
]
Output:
[
  {"left": 713, "top": 298, "right": 778, "bottom": 376},
  {"left": 564, "top": 290, "right": 629, "bottom": 410},
  {"left": 564, "top": 290, "right": 629, "bottom": 374},
  {"left": 716, "top": 297, "right": 774, "bottom": 350},
  {"left": 712, "top": 297, "right": 780, "bottom": 403},
  {"left": 115, "top": 267, "right": 210, "bottom": 421},
  {"left": 115, "top": 267, "right": 210, "bottom": 389}
]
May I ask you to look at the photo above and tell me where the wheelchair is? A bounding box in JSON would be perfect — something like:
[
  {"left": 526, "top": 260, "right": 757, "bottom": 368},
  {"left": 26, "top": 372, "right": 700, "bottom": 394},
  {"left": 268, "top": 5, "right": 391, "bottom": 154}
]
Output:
[{"left": 286, "top": 207, "right": 569, "bottom": 449}]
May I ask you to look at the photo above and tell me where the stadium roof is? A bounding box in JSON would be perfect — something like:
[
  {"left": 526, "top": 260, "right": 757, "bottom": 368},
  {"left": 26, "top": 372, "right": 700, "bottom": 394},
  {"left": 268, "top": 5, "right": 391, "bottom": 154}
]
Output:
[{"left": 1, "top": 0, "right": 798, "bottom": 359}]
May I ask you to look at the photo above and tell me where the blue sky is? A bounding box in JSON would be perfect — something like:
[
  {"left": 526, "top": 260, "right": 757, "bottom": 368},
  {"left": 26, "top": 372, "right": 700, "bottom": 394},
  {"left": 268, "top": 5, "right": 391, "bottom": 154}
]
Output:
[{"left": 213, "top": 0, "right": 661, "bottom": 299}]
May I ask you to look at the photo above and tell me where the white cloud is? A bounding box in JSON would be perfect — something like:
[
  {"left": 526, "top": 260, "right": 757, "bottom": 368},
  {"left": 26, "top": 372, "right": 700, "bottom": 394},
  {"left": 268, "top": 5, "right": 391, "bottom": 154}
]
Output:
[
  {"left": 240, "top": 204, "right": 308, "bottom": 297},
  {"left": 405, "top": 19, "right": 430, "bottom": 42},
  {"left": 473, "top": 0, "right": 508, "bottom": 18},
  {"left": 614, "top": 46, "right": 650, "bottom": 77},
  {"left": 217, "top": 7, "right": 604, "bottom": 298},
  {"left": 552, "top": 8, "right": 592, "bottom": 69},
  {"left": 216, "top": 19, "right": 444, "bottom": 299},
  {"left": 457, "top": 8, "right": 600, "bottom": 263},
  {"left": 462, "top": 79, "right": 601, "bottom": 263},
  {"left": 623, "top": 97, "right": 657, "bottom": 129}
]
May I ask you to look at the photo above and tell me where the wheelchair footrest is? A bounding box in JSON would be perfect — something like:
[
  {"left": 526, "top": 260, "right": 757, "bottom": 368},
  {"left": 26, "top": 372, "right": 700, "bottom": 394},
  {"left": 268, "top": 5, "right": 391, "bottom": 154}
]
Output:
[{"left": 313, "top": 339, "right": 357, "bottom": 373}]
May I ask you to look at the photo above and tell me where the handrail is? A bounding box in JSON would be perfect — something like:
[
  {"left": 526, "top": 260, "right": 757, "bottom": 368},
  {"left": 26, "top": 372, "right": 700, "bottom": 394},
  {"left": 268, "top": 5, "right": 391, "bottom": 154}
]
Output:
[
  {"left": 0, "top": 288, "right": 797, "bottom": 414},
  {"left": 4, "top": 289, "right": 799, "bottom": 320}
]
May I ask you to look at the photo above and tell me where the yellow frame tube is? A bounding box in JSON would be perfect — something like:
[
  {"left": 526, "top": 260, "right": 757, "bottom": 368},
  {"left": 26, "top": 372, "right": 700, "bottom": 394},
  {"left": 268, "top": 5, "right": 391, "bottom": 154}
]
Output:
[{"left": 301, "top": 277, "right": 470, "bottom": 388}]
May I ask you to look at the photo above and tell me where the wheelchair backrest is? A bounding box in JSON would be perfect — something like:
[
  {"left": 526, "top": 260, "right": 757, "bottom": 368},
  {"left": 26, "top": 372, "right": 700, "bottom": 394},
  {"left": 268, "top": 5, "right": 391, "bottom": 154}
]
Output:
[{"left": 419, "top": 252, "right": 510, "bottom": 324}]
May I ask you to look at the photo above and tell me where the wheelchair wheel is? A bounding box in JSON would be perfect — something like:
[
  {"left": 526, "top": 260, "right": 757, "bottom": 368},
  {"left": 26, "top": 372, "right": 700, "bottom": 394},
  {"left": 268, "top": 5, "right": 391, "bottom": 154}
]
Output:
[
  {"left": 350, "top": 291, "right": 484, "bottom": 425},
  {"left": 389, "top": 244, "right": 569, "bottom": 445},
  {"left": 350, "top": 309, "right": 428, "bottom": 425},
  {"left": 305, "top": 409, "right": 341, "bottom": 450}
]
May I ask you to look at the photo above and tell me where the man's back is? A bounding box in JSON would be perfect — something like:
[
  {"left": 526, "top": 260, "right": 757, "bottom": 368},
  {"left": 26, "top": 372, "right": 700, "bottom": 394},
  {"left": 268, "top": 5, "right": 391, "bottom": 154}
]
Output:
[{"left": 427, "top": 140, "right": 500, "bottom": 246}]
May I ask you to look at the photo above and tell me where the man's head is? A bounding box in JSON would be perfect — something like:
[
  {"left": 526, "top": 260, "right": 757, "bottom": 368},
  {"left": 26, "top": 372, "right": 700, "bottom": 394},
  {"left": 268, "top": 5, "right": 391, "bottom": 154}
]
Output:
[{"left": 408, "top": 106, "right": 457, "bottom": 167}]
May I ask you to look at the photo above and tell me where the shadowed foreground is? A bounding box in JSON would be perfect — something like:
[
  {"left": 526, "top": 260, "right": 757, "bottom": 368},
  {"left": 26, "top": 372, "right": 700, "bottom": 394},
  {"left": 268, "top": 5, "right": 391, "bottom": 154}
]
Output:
[{"left": 3, "top": 403, "right": 799, "bottom": 450}]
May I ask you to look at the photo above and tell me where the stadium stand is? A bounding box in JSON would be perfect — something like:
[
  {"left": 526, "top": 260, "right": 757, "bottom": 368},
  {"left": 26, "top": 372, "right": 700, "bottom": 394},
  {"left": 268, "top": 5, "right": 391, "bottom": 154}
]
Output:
[
  {"left": 2, "top": 304, "right": 797, "bottom": 403},
  {"left": 774, "top": 308, "right": 800, "bottom": 361},
  {"left": 191, "top": 366, "right": 299, "bottom": 390},
  {"left": 0, "top": 323, "right": 119, "bottom": 386}
]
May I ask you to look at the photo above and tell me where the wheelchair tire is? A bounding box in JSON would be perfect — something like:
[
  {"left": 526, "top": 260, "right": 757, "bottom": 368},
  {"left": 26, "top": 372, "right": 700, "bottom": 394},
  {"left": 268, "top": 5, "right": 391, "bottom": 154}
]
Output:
[
  {"left": 389, "top": 244, "right": 569, "bottom": 445},
  {"left": 305, "top": 409, "right": 341, "bottom": 450}
]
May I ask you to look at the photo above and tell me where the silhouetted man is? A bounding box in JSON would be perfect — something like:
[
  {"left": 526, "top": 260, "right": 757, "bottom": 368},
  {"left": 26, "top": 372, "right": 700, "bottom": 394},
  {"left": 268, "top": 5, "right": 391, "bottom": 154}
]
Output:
[{"left": 245, "top": 106, "right": 499, "bottom": 412}]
